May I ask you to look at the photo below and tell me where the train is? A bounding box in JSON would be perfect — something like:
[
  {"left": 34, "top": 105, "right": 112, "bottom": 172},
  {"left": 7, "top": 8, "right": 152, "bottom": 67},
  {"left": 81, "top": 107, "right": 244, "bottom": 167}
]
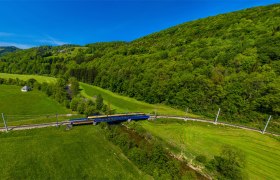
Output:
[{"left": 69, "top": 113, "right": 150, "bottom": 126}]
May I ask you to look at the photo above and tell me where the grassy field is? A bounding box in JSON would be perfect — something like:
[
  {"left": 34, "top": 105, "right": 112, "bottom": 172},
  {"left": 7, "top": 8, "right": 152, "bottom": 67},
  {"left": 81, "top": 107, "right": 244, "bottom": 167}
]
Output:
[
  {"left": 139, "top": 119, "right": 280, "bottom": 179},
  {"left": 0, "top": 85, "right": 69, "bottom": 115},
  {"left": 80, "top": 82, "right": 197, "bottom": 117},
  {"left": 0, "top": 73, "right": 56, "bottom": 83},
  {"left": 0, "top": 84, "right": 72, "bottom": 126},
  {"left": 0, "top": 126, "right": 148, "bottom": 179}
]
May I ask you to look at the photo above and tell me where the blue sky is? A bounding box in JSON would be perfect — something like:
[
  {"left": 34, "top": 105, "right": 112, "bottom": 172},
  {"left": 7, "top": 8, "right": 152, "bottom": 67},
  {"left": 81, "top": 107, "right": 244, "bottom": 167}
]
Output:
[{"left": 0, "top": 0, "right": 279, "bottom": 49}]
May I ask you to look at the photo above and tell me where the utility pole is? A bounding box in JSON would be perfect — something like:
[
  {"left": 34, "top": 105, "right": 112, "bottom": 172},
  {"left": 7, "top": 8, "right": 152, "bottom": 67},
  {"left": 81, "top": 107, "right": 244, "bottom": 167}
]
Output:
[
  {"left": 214, "top": 108, "right": 220, "bottom": 124},
  {"left": 262, "top": 115, "right": 272, "bottom": 134},
  {"left": 1, "top": 113, "right": 8, "bottom": 132}
]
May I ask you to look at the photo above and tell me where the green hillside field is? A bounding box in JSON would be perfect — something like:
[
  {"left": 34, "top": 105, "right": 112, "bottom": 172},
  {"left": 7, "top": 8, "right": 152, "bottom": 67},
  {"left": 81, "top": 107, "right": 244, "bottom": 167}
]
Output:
[
  {"left": 0, "top": 84, "right": 72, "bottom": 126},
  {"left": 139, "top": 119, "right": 280, "bottom": 179},
  {"left": 0, "top": 126, "right": 148, "bottom": 179},
  {"left": 0, "top": 84, "right": 69, "bottom": 115},
  {"left": 80, "top": 82, "right": 196, "bottom": 117},
  {"left": 0, "top": 73, "right": 56, "bottom": 83}
]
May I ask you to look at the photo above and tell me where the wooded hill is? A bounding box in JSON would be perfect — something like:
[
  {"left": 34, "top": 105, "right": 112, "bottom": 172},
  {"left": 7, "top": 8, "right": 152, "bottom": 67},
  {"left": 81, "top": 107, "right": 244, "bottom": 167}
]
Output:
[
  {"left": 0, "top": 4, "right": 280, "bottom": 123},
  {"left": 0, "top": 46, "right": 20, "bottom": 56}
]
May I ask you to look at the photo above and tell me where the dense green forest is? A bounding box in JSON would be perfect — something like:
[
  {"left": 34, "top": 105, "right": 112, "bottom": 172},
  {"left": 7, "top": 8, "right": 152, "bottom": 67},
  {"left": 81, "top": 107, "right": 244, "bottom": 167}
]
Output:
[{"left": 0, "top": 4, "right": 280, "bottom": 124}]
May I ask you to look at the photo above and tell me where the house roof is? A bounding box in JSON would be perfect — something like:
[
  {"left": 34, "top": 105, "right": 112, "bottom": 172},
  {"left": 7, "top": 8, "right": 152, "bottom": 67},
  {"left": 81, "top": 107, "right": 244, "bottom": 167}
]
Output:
[{"left": 21, "top": 86, "right": 30, "bottom": 90}]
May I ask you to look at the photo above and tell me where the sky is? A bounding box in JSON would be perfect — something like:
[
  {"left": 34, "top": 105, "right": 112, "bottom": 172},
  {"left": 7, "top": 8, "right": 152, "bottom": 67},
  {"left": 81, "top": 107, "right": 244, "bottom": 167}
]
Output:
[{"left": 0, "top": 0, "right": 279, "bottom": 49}]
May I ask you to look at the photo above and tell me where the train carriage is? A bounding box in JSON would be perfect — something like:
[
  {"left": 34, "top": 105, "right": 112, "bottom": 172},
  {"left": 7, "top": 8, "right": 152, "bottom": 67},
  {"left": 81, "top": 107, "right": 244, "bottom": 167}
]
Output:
[{"left": 69, "top": 113, "right": 149, "bottom": 126}]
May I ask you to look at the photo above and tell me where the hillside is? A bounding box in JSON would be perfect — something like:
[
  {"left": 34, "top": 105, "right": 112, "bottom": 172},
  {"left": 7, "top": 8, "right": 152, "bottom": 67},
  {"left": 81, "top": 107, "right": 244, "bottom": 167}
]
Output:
[
  {"left": 0, "top": 126, "right": 148, "bottom": 179},
  {"left": 0, "top": 4, "right": 280, "bottom": 125},
  {"left": 0, "top": 46, "right": 20, "bottom": 56},
  {"left": 139, "top": 119, "right": 280, "bottom": 179},
  {"left": 0, "top": 84, "right": 69, "bottom": 115}
]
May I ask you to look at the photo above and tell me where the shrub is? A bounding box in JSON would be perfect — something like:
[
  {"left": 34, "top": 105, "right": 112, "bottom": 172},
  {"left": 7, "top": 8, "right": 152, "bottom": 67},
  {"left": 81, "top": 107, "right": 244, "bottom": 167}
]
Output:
[
  {"left": 207, "top": 145, "right": 246, "bottom": 179},
  {"left": 77, "top": 102, "right": 86, "bottom": 114},
  {"left": 195, "top": 155, "right": 207, "bottom": 163}
]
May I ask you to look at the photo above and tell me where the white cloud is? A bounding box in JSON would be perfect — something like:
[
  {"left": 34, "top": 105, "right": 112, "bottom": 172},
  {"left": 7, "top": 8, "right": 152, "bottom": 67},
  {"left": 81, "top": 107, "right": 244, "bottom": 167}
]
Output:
[
  {"left": 37, "top": 35, "right": 68, "bottom": 46},
  {"left": 0, "top": 42, "right": 33, "bottom": 49},
  {"left": 0, "top": 34, "right": 68, "bottom": 48}
]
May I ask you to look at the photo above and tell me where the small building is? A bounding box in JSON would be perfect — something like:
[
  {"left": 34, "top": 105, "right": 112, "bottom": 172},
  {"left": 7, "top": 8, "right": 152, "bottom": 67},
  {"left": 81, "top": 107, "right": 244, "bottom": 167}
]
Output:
[{"left": 21, "top": 86, "right": 31, "bottom": 92}]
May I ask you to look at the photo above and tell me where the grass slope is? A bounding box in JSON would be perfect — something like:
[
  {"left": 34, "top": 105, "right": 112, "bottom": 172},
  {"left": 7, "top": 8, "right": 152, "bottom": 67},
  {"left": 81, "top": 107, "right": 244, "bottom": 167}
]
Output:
[
  {"left": 0, "top": 85, "right": 69, "bottom": 115},
  {"left": 80, "top": 82, "right": 196, "bottom": 117},
  {"left": 0, "top": 73, "right": 56, "bottom": 83},
  {"left": 0, "top": 126, "right": 148, "bottom": 179},
  {"left": 140, "top": 119, "right": 280, "bottom": 179}
]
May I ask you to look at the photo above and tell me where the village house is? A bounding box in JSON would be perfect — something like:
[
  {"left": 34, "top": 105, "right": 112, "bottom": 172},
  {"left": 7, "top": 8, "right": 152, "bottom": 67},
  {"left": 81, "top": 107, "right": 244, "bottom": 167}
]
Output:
[{"left": 21, "top": 85, "right": 31, "bottom": 92}]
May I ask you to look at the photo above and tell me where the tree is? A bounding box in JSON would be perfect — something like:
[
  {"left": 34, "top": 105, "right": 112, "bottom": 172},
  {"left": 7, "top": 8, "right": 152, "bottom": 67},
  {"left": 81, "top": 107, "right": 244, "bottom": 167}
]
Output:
[
  {"left": 84, "top": 106, "right": 97, "bottom": 116},
  {"left": 207, "top": 146, "right": 246, "bottom": 179},
  {"left": 96, "top": 94, "right": 104, "bottom": 110},
  {"left": 69, "top": 77, "right": 79, "bottom": 97},
  {"left": 52, "top": 78, "right": 68, "bottom": 103},
  {"left": 77, "top": 102, "right": 86, "bottom": 114},
  {"left": 70, "top": 97, "right": 80, "bottom": 111}
]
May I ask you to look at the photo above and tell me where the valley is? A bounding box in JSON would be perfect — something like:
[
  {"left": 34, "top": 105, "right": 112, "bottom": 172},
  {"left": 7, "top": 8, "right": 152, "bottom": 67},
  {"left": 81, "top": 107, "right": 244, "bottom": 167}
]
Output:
[{"left": 0, "top": 3, "right": 280, "bottom": 179}]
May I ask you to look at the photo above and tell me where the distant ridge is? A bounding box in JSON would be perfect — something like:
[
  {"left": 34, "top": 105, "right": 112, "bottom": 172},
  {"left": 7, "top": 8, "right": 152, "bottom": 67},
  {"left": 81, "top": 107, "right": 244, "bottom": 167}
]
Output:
[{"left": 0, "top": 46, "right": 20, "bottom": 56}]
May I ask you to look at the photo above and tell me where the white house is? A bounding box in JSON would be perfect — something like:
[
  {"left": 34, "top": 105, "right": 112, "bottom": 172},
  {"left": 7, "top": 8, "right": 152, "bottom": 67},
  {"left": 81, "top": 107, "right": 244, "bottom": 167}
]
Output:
[{"left": 21, "top": 86, "right": 31, "bottom": 92}]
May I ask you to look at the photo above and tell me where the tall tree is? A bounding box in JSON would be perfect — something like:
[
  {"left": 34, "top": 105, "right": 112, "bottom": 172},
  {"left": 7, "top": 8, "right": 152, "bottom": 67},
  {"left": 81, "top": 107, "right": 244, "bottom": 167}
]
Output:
[
  {"left": 96, "top": 94, "right": 104, "bottom": 110},
  {"left": 69, "top": 77, "right": 79, "bottom": 97}
]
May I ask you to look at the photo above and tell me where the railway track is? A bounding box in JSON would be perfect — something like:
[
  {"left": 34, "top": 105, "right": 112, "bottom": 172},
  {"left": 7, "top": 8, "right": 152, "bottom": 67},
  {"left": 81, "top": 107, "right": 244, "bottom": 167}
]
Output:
[
  {"left": 0, "top": 116, "right": 279, "bottom": 137},
  {"left": 151, "top": 115, "right": 280, "bottom": 137},
  {"left": 0, "top": 121, "right": 70, "bottom": 132}
]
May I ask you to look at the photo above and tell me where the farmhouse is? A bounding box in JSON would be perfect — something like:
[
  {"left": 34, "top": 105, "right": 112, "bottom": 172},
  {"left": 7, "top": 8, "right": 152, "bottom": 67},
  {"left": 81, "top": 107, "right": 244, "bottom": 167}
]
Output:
[{"left": 21, "top": 85, "right": 31, "bottom": 92}]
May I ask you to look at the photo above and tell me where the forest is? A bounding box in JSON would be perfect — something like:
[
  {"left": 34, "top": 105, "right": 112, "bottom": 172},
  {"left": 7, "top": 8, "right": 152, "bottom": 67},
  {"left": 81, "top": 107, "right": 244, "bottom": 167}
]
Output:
[{"left": 0, "top": 4, "right": 280, "bottom": 124}]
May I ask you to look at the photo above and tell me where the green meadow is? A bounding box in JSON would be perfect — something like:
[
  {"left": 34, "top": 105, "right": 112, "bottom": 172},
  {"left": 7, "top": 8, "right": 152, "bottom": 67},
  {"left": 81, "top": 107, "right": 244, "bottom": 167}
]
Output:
[
  {"left": 0, "top": 126, "right": 148, "bottom": 179},
  {"left": 139, "top": 119, "right": 280, "bottom": 179},
  {"left": 0, "top": 84, "right": 72, "bottom": 126},
  {"left": 80, "top": 82, "right": 196, "bottom": 117},
  {"left": 0, "top": 85, "right": 69, "bottom": 115},
  {"left": 0, "top": 73, "right": 56, "bottom": 83}
]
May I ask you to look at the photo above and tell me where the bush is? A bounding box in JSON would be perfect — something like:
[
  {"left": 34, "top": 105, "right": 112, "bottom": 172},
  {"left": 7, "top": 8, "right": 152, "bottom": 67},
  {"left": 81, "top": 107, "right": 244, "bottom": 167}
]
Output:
[
  {"left": 195, "top": 155, "right": 207, "bottom": 163},
  {"left": 207, "top": 146, "right": 246, "bottom": 179},
  {"left": 70, "top": 97, "right": 80, "bottom": 111},
  {"left": 77, "top": 102, "right": 86, "bottom": 114},
  {"left": 182, "top": 171, "right": 197, "bottom": 180},
  {"left": 84, "top": 105, "right": 97, "bottom": 116}
]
